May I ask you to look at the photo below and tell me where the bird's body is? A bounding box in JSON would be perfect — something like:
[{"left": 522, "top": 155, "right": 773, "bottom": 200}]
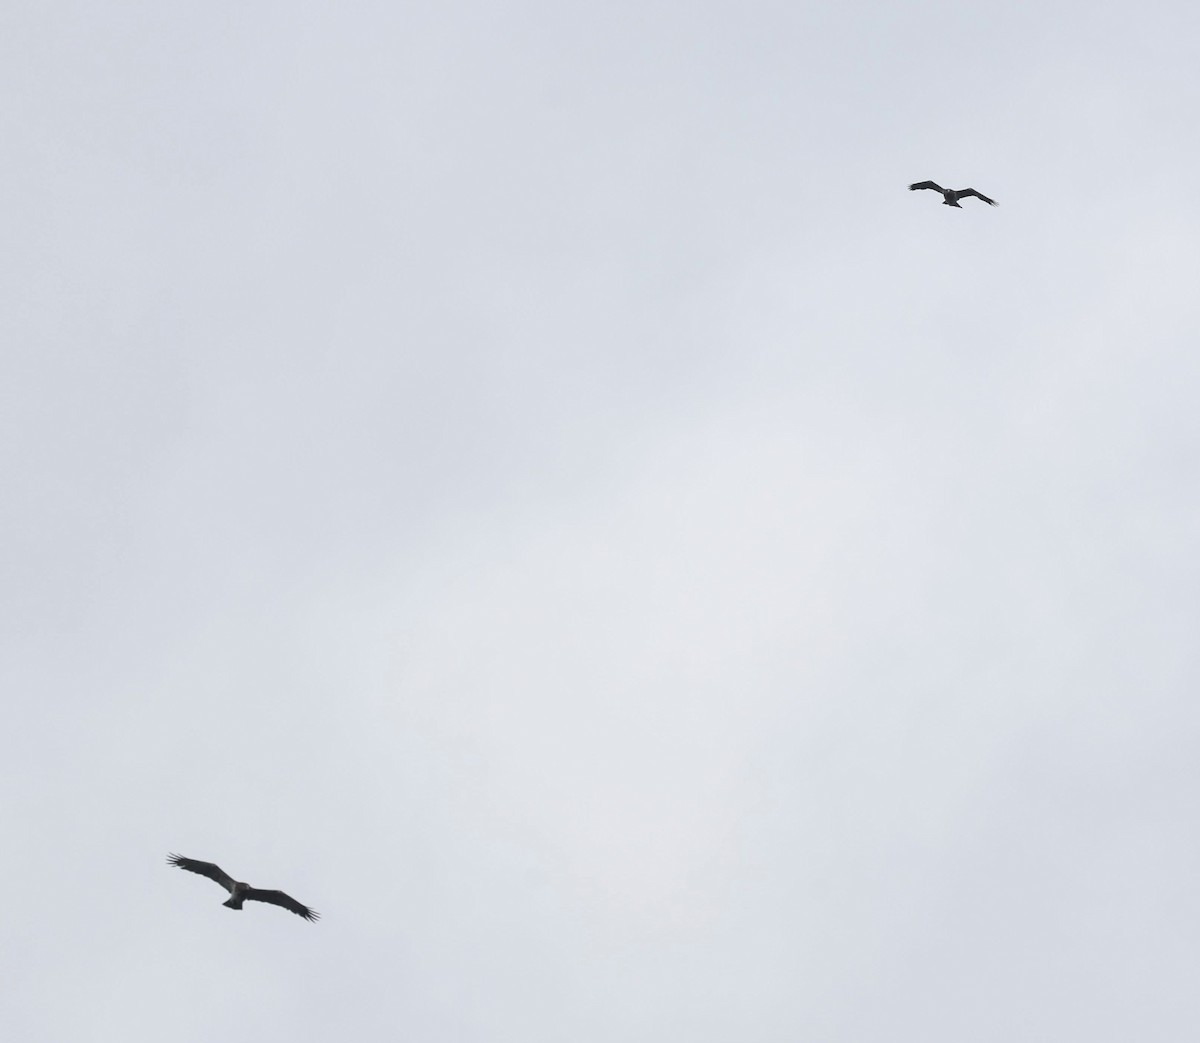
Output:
[
  {"left": 223, "top": 880, "right": 250, "bottom": 910},
  {"left": 908, "top": 181, "right": 997, "bottom": 208},
  {"left": 167, "top": 853, "right": 319, "bottom": 921}
]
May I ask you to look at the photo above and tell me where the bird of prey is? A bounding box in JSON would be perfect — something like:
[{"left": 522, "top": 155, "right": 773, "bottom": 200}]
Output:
[
  {"left": 167, "top": 853, "right": 320, "bottom": 921},
  {"left": 908, "top": 181, "right": 997, "bottom": 208}
]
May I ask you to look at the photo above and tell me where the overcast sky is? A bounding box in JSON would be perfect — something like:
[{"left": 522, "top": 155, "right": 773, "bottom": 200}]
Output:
[{"left": 4, "top": 1, "right": 1200, "bottom": 1039}]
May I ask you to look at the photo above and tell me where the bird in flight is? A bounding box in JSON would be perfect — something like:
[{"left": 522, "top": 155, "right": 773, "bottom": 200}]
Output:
[
  {"left": 908, "top": 181, "right": 997, "bottom": 208},
  {"left": 167, "top": 853, "right": 320, "bottom": 921}
]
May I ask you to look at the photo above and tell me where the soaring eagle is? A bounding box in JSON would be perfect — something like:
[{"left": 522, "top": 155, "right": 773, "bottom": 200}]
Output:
[
  {"left": 908, "top": 181, "right": 997, "bottom": 208},
  {"left": 168, "top": 853, "right": 320, "bottom": 921}
]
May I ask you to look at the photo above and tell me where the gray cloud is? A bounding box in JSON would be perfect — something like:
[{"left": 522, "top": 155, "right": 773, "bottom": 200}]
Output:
[{"left": 4, "top": 1, "right": 1200, "bottom": 1039}]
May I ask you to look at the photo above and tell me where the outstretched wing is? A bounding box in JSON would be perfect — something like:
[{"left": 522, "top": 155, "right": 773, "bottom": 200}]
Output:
[
  {"left": 908, "top": 181, "right": 945, "bottom": 193},
  {"left": 244, "top": 888, "right": 320, "bottom": 922},
  {"left": 168, "top": 853, "right": 237, "bottom": 893},
  {"left": 958, "top": 188, "right": 997, "bottom": 206}
]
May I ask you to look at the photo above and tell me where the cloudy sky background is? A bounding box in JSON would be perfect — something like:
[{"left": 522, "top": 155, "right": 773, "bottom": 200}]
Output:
[{"left": 4, "top": 0, "right": 1200, "bottom": 1039}]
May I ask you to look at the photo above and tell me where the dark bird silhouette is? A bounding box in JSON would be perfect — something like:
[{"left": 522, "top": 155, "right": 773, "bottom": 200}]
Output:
[
  {"left": 167, "top": 853, "right": 320, "bottom": 921},
  {"left": 909, "top": 181, "right": 997, "bottom": 208}
]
